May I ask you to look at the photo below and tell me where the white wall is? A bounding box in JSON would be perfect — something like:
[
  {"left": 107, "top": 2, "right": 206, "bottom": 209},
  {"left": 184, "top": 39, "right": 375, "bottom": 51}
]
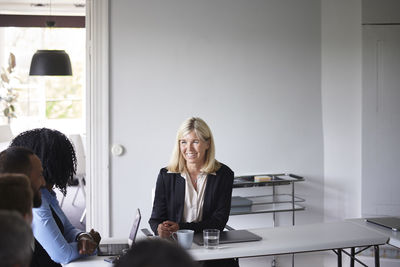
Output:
[
  {"left": 321, "top": 0, "right": 362, "bottom": 221},
  {"left": 109, "top": 0, "right": 324, "bottom": 236}
]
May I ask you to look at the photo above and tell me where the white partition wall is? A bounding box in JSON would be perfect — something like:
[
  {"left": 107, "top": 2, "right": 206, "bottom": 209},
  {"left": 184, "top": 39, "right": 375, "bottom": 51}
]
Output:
[
  {"left": 86, "top": 0, "right": 399, "bottom": 242},
  {"left": 108, "top": 0, "right": 324, "bottom": 236},
  {"left": 362, "top": 26, "right": 400, "bottom": 216},
  {"left": 321, "top": 0, "right": 362, "bottom": 221}
]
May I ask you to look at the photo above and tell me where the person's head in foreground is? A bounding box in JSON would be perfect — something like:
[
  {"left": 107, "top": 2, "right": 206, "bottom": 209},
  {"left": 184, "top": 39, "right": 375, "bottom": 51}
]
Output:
[
  {"left": 0, "top": 146, "right": 45, "bottom": 207},
  {"left": 0, "top": 173, "right": 34, "bottom": 223},
  {"left": 0, "top": 210, "right": 34, "bottom": 267},
  {"left": 115, "top": 239, "right": 198, "bottom": 267},
  {"left": 10, "top": 128, "right": 76, "bottom": 196},
  {"left": 168, "top": 117, "right": 220, "bottom": 174}
]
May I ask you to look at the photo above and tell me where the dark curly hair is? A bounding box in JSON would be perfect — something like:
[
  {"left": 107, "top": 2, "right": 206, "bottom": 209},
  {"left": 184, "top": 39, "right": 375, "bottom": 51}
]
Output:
[
  {"left": 10, "top": 128, "right": 77, "bottom": 196},
  {"left": 115, "top": 239, "right": 197, "bottom": 267}
]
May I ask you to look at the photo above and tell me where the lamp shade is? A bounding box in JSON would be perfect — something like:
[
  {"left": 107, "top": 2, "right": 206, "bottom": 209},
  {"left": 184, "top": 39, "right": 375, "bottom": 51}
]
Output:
[{"left": 29, "top": 50, "right": 72, "bottom": 76}]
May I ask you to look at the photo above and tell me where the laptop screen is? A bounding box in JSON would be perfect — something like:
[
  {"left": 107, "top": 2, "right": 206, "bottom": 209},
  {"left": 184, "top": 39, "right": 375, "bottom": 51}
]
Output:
[
  {"left": 129, "top": 208, "right": 141, "bottom": 242},
  {"left": 98, "top": 208, "right": 141, "bottom": 256}
]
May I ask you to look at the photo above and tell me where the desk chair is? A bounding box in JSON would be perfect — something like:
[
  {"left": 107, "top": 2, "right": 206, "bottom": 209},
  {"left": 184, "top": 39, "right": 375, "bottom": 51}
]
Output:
[
  {"left": 68, "top": 134, "right": 86, "bottom": 223},
  {"left": 0, "top": 125, "right": 13, "bottom": 153},
  {"left": 0, "top": 124, "right": 13, "bottom": 142}
]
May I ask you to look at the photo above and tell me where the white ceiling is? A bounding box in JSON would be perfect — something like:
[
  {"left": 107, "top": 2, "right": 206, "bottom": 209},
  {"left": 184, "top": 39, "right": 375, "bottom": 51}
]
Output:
[{"left": 0, "top": 0, "right": 85, "bottom": 16}]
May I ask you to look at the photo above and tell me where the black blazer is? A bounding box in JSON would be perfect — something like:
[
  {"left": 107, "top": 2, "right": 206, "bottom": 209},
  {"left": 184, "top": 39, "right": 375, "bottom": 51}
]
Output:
[{"left": 149, "top": 163, "right": 234, "bottom": 234}]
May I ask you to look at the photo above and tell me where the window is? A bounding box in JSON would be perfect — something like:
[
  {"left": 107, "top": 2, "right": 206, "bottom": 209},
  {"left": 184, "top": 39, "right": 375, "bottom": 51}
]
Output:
[{"left": 0, "top": 26, "right": 85, "bottom": 134}]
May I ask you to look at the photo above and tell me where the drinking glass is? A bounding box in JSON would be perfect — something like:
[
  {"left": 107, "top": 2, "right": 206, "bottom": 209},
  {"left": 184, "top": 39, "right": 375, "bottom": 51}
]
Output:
[{"left": 203, "top": 229, "right": 220, "bottom": 249}]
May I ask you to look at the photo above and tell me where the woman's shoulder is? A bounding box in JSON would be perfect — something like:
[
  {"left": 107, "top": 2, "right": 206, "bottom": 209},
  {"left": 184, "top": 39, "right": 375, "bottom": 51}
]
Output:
[
  {"left": 159, "top": 167, "right": 172, "bottom": 174},
  {"left": 33, "top": 190, "right": 52, "bottom": 217},
  {"left": 158, "top": 167, "right": 180, "bottom": 176},
  {"left": 39, "top": 188, "right": 52, "bottom": 202},
  {"left": 216, "top": 162, "right": 234, "bottom": 176},
  {"left": 157, "top": 168, "right": 183, "bottom": 186}
]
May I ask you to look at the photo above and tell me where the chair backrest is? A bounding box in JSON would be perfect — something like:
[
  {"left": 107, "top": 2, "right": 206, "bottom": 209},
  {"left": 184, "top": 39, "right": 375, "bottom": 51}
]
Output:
[
  {"left": 0, "top": 125, "right": 13, "bottom": 143},
  {"left": 68, "top": 134, "right": 86, "bottom": 177}
]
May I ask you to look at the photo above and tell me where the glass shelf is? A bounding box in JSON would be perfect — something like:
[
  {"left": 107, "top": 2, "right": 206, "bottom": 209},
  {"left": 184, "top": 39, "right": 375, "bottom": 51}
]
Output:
[
  {"left": 233, "top": 173, "right": 304, "bottom": 188},
  {"left": 230, "top": 203, "right": 305, "bottom": 215},
  {"left": 246, "top": 194, "right": 305, "bottom": 205},
  {"left": 230, "top": 172, "right": 305, "bottom": 227}
]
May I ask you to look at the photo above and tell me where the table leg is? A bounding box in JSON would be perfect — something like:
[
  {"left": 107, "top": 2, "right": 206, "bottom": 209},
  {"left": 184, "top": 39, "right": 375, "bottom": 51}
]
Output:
[
  {"left": 374, "top": 245, "right": 380, "bottom": 267},
  {"left": 337, "top": 249, "right": 342, "bottom": 267},
  {"left": 272, "top": 184, "right": 276, "bottom": 227},
  {"left": 350, "top": 247, "right": 355, "bottom": 267},
  {"left": 292, "top": 182, "right": 295, "bottom": 225}
]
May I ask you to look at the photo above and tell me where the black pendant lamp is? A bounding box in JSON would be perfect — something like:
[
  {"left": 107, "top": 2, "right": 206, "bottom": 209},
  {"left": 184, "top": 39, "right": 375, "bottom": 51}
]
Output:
[
  {"left": 29, "top": 0, "right": 72, "bottom": 76},
  {"left": 29, "top": 50, "right": 72, "bottom": 76}
]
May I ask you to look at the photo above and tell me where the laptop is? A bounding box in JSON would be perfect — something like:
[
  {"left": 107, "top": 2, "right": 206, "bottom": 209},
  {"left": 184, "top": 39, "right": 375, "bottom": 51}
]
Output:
[
  {"left": 193, "top": 229, "right": 262, "bottom": 246},
  {"left": 366, "top": 217, "right": 400, "bottom": 231},
  {"left": 98, "top": 208, "right": 141, "bottom": 256}
]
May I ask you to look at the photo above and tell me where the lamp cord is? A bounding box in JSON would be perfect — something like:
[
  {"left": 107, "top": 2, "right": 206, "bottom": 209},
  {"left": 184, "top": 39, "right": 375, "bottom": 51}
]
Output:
[{"left": 46, "top": 0, "right": 55, "bottom": 27}]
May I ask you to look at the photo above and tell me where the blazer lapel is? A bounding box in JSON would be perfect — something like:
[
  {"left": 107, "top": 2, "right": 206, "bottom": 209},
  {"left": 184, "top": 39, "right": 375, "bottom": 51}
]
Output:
[
  {"left": 175, "top": 174, "right": 185, "bottom": 222},
  {"left": 203, "top": 173, "right": 216, "bottom": 219}
]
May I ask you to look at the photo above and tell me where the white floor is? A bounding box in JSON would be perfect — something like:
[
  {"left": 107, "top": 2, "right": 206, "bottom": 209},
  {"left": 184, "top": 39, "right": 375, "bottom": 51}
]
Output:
[
  {"left": 239, "top": 252, "right": 332, "bottom": 267},
  {"left": 57, "top": 184, "right": 86, "bottom": 231}
]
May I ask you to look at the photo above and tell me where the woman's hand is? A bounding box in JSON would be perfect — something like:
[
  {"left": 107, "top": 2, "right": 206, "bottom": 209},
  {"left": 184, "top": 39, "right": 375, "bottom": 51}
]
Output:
[
  {"left": 88, "top": 229, "right": 101, "bottom": 245},
  {"left": 157, "top": 220, "right": 179, "bottom": 238},
  {"left": 77, "top": 229, "right": 101, "bottom": 255},
  {"left": 77, "top": 233, "right": 98, "bottom": 255}
]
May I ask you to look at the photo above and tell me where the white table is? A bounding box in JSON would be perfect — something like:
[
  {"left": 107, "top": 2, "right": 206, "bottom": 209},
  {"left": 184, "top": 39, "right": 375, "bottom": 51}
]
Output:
[
  {"left": 348, "top": 218, "right": 400, "bottom": 248},
  {"left": 65, "top": 221, "right": 388, "bottom": 267}
]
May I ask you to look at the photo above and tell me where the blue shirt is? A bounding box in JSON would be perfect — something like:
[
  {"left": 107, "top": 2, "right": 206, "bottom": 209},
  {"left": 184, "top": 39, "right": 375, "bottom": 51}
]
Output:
[{"left": 32, "top": 188, "right": 83, "bottom": 264}]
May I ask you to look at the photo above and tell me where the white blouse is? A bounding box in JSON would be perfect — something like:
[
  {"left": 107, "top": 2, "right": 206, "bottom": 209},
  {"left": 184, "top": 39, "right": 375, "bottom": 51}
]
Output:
[{"left": 181, "top": 172, "right": 208, "bottom": 223}]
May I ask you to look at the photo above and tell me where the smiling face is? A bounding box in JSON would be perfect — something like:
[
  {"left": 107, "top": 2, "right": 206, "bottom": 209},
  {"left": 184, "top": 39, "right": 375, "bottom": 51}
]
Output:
[{"left": 179, "top": 131, "right": 210, "bottom": 168}]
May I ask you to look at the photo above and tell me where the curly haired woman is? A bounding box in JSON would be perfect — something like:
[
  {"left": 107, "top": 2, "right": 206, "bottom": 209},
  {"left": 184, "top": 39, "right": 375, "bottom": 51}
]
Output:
[{"left": 10, "top": 128, "right": 101, "bottom": 267}]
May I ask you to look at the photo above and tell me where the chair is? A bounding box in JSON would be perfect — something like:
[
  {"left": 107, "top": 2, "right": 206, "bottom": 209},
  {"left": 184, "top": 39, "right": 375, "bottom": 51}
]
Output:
[
  {"left": 0, "top": 125, "right": 13, "bottom": 152},
  {"left": 68, "top": 134, "right": 86, "bottom": 223},
  {"left": 0, "top": 124, "right": 13, "bottom": 142}
]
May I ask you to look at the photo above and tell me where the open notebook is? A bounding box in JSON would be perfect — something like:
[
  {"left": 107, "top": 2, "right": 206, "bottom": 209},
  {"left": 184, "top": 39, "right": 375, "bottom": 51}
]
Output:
[{"left": 98, "top": 208, "right": 141, "bottom": 256}]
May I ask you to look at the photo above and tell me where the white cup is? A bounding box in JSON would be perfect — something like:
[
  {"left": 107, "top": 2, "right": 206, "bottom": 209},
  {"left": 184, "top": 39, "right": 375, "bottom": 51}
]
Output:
[
  {"left": 173, "top": 229, "right": 194, "bottom": 249},
  {"left": 203, "top": 229, "right": 220, "bottom": 249}
]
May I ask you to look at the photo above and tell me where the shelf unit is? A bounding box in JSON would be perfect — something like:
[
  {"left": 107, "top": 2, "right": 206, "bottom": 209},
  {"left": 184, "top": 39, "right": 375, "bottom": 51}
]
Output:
[{"left": 230, "top": 173, "right": 305, "bottom": 226}]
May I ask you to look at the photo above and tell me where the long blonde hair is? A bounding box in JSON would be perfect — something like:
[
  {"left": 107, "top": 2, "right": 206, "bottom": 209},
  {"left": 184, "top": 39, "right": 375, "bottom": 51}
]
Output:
[{"left": 167, "top": 117, "right": 220, "bottom": 173}]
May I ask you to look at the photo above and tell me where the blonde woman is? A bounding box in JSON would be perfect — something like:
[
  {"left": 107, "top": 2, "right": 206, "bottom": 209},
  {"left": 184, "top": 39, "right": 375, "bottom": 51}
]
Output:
[
  {"left": 149, "top": 117, "right": 234, "bottom": 237},
  {"left": 149, "top": 117, "right": 237, "bottom": 266}
]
